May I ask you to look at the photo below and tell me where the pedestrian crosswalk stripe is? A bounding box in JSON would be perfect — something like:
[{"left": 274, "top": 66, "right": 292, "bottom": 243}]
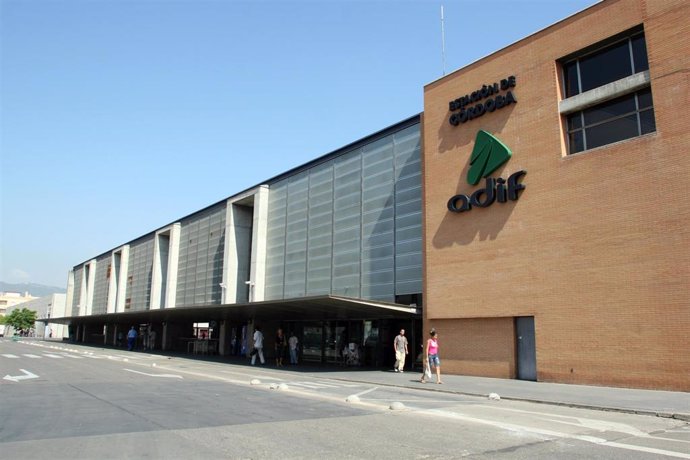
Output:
[
  {"left": 289, "top": 381, "right": 341, "bottom": 389},
  {"left": 2, "top": 354, "right": 19, "bottom": 358}
]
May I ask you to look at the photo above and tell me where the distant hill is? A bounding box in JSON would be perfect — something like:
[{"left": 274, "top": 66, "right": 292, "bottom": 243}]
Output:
[{"left": 0, "top": 282, "right": 66, "bottom": 297}]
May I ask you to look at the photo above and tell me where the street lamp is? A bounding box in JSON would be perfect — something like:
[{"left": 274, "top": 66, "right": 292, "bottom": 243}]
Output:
[{"left": 244, "top": 281, "right": 255, "bottom": 303}]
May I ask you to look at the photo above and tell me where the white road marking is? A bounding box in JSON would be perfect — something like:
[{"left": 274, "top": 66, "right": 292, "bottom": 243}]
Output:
[
  {"left": 422, "top": 408, "right": 690, "bottom": 459},
  {"left": 42, "top": 354, "right": 63, "bottom": 358},
  {"left": 2, "top": 354, "right": 19, "bottom": 358},
  {"left": 352, "top": 387, "right": 380, "bottom": 398},
  {"left": 291, "top": 381, "right": 341, "bottom": 388},
  {"left": 24, "top": 354, "right": 42, "bottom": 358},
  {"left": 3, "top": 369, "right": 39, "bottom": 382},
  {"left": 123, "top": 368, "right": 183, "bottom": 379}
]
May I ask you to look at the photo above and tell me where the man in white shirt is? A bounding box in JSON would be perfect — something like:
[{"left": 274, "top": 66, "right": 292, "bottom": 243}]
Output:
[
  {"left": 393, "top": 329, "right": 409, "bottom": 372},
  {"left": 251, "top": 326, "right": 265, "bottom": 365}
]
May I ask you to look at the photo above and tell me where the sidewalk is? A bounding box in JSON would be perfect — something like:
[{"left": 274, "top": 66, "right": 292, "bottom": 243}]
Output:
[{"left": 317, "top": 368, "right": 690, "bottom": 421}]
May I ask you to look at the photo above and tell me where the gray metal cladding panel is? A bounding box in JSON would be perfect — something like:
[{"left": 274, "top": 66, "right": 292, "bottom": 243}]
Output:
[
  {"left": 307, "top": 255, "right": 331, "bottom": 269},
  {"left": 363, "top": 219, "right": 393, "bottom": 238},
  {"left": 91, "top": 254, "right": 111, "bottom": 315},
  {"left": 396, "top": 265, "right": 422, "bottom": 282},
  {"left": 396, "top": 187, "right": 422, "bottom": 205},
  {"left": 332, "top": 263, "right": 359, "bottom": 278},
  {"left": 265, "top": 180, "right": 288, "bottom": 300},
  {"left": 363, "top": 207, "right": 394, "bottom": 225},
  {"left": 394, "top": 125, "right": 421, "bottom": 164},
  {"left": 71, "top": 267, "right": 83, "bottom": 316},
  {"left": 396, "top": 225, "right": 422, "bottom": 242},
  {"left": 395, "top": 238, "right": 422, "bottom": 256},
  {"left": 396, "top": 279, "right": 422, "bottom": 295},
  {"left": 362, "top": 243, "right": 394, "bottom": 260},
  {"left": 395, "top": 212, "right": 421, "bottom": 230},
  {"left": 363, "top": 181, "right": 394, "bottom": 202},
  {"left": 264, "top": 121, "right": 421, "bottom": 302},
  {"left": 395, "top": 174, "right": 421, "bottom": 191},
  {"left": 395, "top": 199, "right": 422, "bottom": 216},
  {"left": 126, "top": 238, "right": 154, "bottom": 312},
  {"left": 308, "top": 213, "right": 332, "bottom": 229},
  {"left": 333, "top": 251, "right": 360, "bottom": 267},
  {"left": 361, "top": 282, "right": 395, "bottom": 299},
  {"left": 334, "top": 152, "right": 361, "bottom": 175},
  {"left": 306, "top": 278, "right": 330, "bottom": 295},
  {"left": 396, "top": 252, "right": 422, "bottom": 269},
  {"left": 266, "top": 263, "right": 284, "bottom": 276},
  {"left": 176, "top": 203, "right": 225, "bottom": 307},
  {"left": 331, "top": 276, "right": 360, "bottom": 297},
  {"left": 362, "top": 172, "right": 395, "bottom": 192},
  {"left": 334, "top": 213, "right": 360, "bottom": 231},
  {"left": 362, "top": 257, "right": 394, "bottom": 274}
]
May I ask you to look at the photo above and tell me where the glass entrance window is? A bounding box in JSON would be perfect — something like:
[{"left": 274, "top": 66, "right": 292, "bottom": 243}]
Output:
[{"left": 301, "top": 322, "right": 323, "bottom": 362}]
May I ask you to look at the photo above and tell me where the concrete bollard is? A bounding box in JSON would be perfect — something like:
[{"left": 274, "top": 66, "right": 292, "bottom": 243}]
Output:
[{"left": 389, "top": 402, "right": 406, "bottom": 411}]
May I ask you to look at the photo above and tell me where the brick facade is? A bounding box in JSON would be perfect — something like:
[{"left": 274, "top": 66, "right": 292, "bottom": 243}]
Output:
[{"left": 422, "top": 0, "right": 689, "bottom": 391}]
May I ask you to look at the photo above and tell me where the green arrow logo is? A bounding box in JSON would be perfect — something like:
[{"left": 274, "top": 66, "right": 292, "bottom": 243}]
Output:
[{"left": 467, "top": 130, "right": 512, "bottom": 185}]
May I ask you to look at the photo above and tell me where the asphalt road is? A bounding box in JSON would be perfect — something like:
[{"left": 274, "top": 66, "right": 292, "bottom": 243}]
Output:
[{"left": 1, "top": 339, "right": 689, "bottom": 459}]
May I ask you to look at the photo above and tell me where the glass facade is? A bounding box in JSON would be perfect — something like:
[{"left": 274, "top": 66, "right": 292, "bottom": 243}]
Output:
[
  {"left": 91, "top": 254, "right": 111, "bottom": 315},
  {"left": 176, "top": 203, "right": 225, "bottom": 307},
  {"left": 67, "top": 118, "right": 422, "bottom": 318},
  {"left": 264, "top": 123, "right": 422, "bottom": 302},
  {"left": 125, "top": 237, "right": 154, "bottom": 312}
]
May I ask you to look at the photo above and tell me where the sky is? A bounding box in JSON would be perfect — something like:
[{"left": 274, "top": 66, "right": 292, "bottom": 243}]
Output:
[{"left": 1, "top": 0, "right": 597, "bottom": 289}]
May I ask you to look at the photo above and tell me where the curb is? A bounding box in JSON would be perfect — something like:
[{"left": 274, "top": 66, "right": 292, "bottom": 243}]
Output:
[{"left": 324, "top": 376, "right": 690, "bottom": 422}]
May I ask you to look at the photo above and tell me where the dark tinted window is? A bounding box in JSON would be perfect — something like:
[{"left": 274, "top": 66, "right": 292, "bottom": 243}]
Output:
[
  {"left": 638, "top": 87, "right": 653, "bottom": 109},
  {"left": 569, "top": 131, "right": 584, "bottom": 153},
  {"left": 566, "top": 90, "right": 656, "bottom": 154},
  {"left": 639, "top": 109, "right": 656, "bottom": 134},
  {"left": 563, "top": 61, "right": 580, "bottom": 97},
  {"left": 579, "top": 40, "right": 632, "bottom": 93},
  {"left": 583, "top": 93, "right": 636, "bottom": 125},
  {"left": 563, "top": 32, "right": 647, "bottom": 97},
  {"left": 631, "top": 34, "right": 649, "bottom": 73},
  {"left": 585, "top": 114, "right": 639, "bottom": 150}
]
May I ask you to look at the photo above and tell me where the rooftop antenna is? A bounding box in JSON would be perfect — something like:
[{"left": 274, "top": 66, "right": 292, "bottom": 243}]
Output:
[{"left": 441, "top": 4, "right": 447, "bottom": 76}]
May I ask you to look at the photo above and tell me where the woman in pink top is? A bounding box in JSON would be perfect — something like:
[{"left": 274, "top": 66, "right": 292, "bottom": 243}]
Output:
[{"left": 420, "top": 328, "right": 442, "bottom": 384}]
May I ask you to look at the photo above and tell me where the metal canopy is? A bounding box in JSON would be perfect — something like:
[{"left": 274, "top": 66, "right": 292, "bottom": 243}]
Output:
[{"left": 45, "top": 296, "right": 420, "bottom": 326}]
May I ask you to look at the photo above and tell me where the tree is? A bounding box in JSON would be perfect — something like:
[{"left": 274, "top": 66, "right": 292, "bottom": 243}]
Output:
[{"left": 4, "top": 308, "right": 38, "bottom": 334}]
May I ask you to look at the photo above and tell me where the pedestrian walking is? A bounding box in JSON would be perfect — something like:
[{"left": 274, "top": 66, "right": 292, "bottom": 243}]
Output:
[
  {"left": 420, "top": 328, "right": 442, "bottom": 384},
  {"left": 127, "top": 326, "right": 137, "bottom": 351},
  {"left": 251, "top": 326, "right": 265, "bottom": 365},
  {"left": 149, "top": 329, "right": 157, "bottom": 350},
  {"left": 393, "top": 328, "right": 408, "bottom": 372},
  {"left": 288, "top": 331, "right": 299, "bottom": 364},
  {"left": 275, "top": 328, "right": 286, "bottom": 367}
]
